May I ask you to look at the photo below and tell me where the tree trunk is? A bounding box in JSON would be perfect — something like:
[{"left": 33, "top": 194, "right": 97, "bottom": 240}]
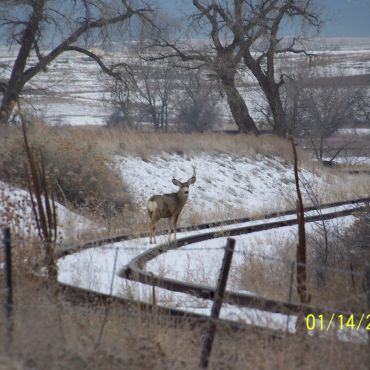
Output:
[
  {"left": 243, "top": 54, "right": 286, "bottom": 137},
  {"left": 0, "top": 1, "right": 45, "bottom": 124},
  {"left": 0, "top": 88, "right": 19, "bottom": 124},
  {"left": 268, "top": 84, "right": 286, "bottom": 137},
  {"left": 220, "top": 75, "right": 259, "bottom": 134}
]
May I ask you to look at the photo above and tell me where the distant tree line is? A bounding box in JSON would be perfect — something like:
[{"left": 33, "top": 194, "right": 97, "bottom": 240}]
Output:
[{"left": 1, "top": 0, "right": 369, "bottom": 139}]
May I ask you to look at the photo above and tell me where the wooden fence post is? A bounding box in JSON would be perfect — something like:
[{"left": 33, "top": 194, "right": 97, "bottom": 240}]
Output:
[
  {"left": 286, "top": 261, "right": 295, "bottom": 333},
  {"left": 3, "top": 227, "right": 13, "bottom": 315},
  {"left": 366, "top": 264, "right": 370, "bottom": 348},
  {"left": 200, "top": 238, "right": 235, "bottom": 368},
  {"left": 3, "top": 227, "right": 13, "bottom": 351}
]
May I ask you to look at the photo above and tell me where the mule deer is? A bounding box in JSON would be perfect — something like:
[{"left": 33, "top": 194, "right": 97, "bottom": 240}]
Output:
[{"left": 147, "top": 167, "right": 196, "bottom": 244}]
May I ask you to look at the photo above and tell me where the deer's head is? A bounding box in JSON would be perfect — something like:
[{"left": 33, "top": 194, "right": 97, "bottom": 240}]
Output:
[{"left": 172, "top": 166, "right": 196, "bottom": 197}]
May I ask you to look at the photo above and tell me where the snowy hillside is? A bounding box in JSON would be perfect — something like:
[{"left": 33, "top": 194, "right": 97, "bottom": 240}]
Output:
[
  {"left": 0, "top": 181, "right": 94, "bottom": 239},
  {"left": 115, "top": 152, "right": 358, "bottom": 222}
]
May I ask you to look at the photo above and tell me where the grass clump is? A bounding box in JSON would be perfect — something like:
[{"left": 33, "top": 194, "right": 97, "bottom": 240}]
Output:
[{"left": 0, "top": 121, "right": 131, "bottom": 219}]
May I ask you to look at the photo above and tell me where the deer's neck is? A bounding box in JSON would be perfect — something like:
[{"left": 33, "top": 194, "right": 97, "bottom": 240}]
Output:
[{"left": 176, "top": 191, "right": 188, "bottom": 207}]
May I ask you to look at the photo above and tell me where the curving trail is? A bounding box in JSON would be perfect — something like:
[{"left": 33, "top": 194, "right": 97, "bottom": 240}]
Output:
[{"left": 59, "top": 197, "right": 370, "bottom": 330}]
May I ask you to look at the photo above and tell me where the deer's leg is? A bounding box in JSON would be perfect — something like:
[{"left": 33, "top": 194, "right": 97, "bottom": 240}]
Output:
[
  {"left": 172, "top": 214, "right": 179, "bottom": 241},
  {"left": 149, "top": 220, "right": 153, "bottom": 244},
  {"left": 149, "top": 219, "right": 157, "bottom": 244},
  {"left": 167, "top": 218, "right": 172, "bottom": 242}
]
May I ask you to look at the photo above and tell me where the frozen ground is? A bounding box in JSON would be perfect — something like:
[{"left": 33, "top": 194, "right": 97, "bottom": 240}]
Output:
[
  {"left": 55, "top": 151, "right": 367, "bottom": 341},
  {"left": 0, "top": 147, "right": 365, "bottom": 340}
]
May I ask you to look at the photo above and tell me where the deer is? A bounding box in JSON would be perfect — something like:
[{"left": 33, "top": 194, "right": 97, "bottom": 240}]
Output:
[{"left": 147, "top": 167, "right": 196, "bottom": 244}]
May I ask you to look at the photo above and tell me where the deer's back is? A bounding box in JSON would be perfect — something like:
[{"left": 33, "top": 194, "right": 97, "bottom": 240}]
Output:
[{"left": 148, "top": 193, "right": 182, "bottom": 218}]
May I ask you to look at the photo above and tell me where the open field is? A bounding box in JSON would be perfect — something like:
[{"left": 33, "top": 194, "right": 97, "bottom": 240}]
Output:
[
  {"left": 1, "top": 38, "right": 370, "bottom": 127},
  {"left": 1, "top": 36, "right": 370, "bottom": 369}
]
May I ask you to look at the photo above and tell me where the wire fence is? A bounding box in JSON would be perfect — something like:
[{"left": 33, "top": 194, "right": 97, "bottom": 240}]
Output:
[{"left": 2, "top": 223, "right": 370, "bottom": 367}]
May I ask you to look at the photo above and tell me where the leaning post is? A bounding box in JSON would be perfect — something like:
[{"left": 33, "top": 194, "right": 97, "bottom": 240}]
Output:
[{"left": 200, "top": 237, "right": 235, "bottom": 368}]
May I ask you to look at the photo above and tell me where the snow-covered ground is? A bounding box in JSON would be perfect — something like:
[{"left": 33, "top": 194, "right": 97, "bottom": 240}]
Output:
[
  {"left": 115, "top": 153, "right": 363, "bottom": 220},
  {"left": 57, "top": 204, "right": 365, "bottom": 343},
  {"left": 0, "top": 181, "right": 94, "bottom": 239},
  {"left": 1, "top": 38, "right": 369, "bottom": 341},
  {"left": 56, "top": 151, "right": 367, "bottom": 341},
  {"left": 0, "top": 145, "right": 365, "bottom": 341},
  {"left": 337, "top": 128, "right": 370, "bottom": 136},
  {"left": 1, "top": 41, "right": 370, "bottom": 127}
]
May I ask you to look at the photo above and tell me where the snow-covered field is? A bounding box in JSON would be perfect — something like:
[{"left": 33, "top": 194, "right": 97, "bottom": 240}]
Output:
[
  {"left": 1, "top": 39, "right": 370, "bottom": 127},
  {"left": 55, "top": 151, "right": 367, "bottom": 341},
  {"left": 115, "top": 153, "right": 363, "bottom": 220},
  {"left": 1, "top": 38, "right": 369, "bottom": 341},
  {"left": 1, "top": 149, "right": 364, "bottom": 340}
]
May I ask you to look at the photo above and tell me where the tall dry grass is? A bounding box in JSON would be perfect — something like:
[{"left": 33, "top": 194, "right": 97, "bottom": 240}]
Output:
[
  {"left": 0, "top": 122, "right": 131, "bottom": 221},
  {"left": 0, "top": 262, "right": 367, "bottom": 370},
  {"left": 236, "top": 218, "right": 368, "bottom": 314},
  {"left": 1, "top": 122, "right": 368, "bottom": 236}
]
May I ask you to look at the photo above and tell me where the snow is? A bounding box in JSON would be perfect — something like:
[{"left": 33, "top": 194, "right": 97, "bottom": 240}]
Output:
[
  {"left": 1, "top": 44, "right": 370, "bottom": 126},
  {"left": 56, "top": 152, "right": 365, "bottom": 340},
  {"left": 0, "top": 181, "right": 94, "bottom": 239},
  {"left": 337, "top": 128, "right": 370, "bottom": 136},
  {"left": 0, "top": 145, "right": 364, "bottom": 340},
  {"left": 57, "top": 203, "right": 364, "bottom": 342},
  {"left": 114, "top": 153, "right": 360, "bottom": 222},
  {"left": 1, "top": 40, "right": 369, "bottom": 341},
  {"left": 325, "top": 156, "right": 370, "bottom": 166}
]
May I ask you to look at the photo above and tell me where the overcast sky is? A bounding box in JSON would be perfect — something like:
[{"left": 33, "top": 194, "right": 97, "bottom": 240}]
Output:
[
  {"left": 323, "top": 0, "right": 370, "bottom": 37},
  {"left": 160, "top": 0, "right": 370, "bottom": 38}
]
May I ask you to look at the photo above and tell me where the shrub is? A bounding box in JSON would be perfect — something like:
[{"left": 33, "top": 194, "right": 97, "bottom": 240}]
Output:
[{"left": 0, "top": 121, "right": 131, "bottom": 218}]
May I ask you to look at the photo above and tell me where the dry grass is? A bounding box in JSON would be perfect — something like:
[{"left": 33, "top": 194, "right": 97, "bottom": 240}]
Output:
[
  {"left": 58, "top": 126, "right": 305, "bottom": 162},
  {"left": 0, "top": 264, "right": 367, "bottom": 370},
  {"left": 0, "top": 123, "right": 313, "bottom": 237},
  {"left": 1, "top": 120, "right": 369, "bottom": 368},
  {"left": 2, "top": 122, "right": 368, "bottom": 235},
  {"left": 0, "top": 123, "right": 305, "bottom": 162},
  {"left": 236, "top": 224, "right": 367, "bottom": 314},
  {"left": 0, "top": 122, "right": 132, "bottom": 221}
]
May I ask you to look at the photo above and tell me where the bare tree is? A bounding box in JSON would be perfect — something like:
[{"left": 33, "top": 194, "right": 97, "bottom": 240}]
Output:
[
  {"left": 107, "top": 56, "right": 177, "bottom": 130},
  {"left": 192, "top": 0, "right": 321, "bottom": 136},
  {"left": 142, "top": 4, "right": 259, "bottom": 134},
  {"left": 144, "top": 1, "right": 322, "bottom": 136},
  {"left": 0, "top": 0, "right": 152, "bottom": 124},
  {"left": 293, "top": 75, "right": 368, "bottom": 163},
  {"left": 176, "top": 69, "right": 221, "bottom": 132}
]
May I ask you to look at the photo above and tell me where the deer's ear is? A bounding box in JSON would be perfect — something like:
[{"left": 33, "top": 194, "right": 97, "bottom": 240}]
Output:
[
  {"left": 187, "top": 176, "right": 196, "bottom": 185},
  {"left": 172, "top": 178, "right": 182, "bottom": 187}
]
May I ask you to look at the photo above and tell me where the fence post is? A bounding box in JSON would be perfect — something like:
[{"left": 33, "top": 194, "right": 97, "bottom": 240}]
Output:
[
  {"left": 366, "top": 264, "right": 370, "bottom": 348},
  {"left": 3, "top": 227, "right": 13, "bottom": 314},
  {"left": 200, "top": 238, "right": 235, "bottom": 369},
  {"left": 3, "top": 227, "right": 13, "bottom": 351},
  {"left": 286, "top": 261, "right": 295, "bottom": 334}
]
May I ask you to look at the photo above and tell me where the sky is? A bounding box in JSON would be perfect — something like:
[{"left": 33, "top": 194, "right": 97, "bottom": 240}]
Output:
[
  {"left": 323, "top": 0, "right": 370, "bottom": 37},
  {"left": 160, "top": 0, "right": 370, "bottom": 38}
]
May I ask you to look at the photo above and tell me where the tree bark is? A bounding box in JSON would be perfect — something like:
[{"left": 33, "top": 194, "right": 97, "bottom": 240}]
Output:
[
  {"left": 0, "top": 1, "right": 45, "bottom": 124},
  {"left": 243, "top": 53, "right": 286, "bottom": 136},
  {"left": 267, "top": 83, "right": 286, "bottom": 137},
  {"left": 220, "top": 75, "right": 259, "bottom": 134}
]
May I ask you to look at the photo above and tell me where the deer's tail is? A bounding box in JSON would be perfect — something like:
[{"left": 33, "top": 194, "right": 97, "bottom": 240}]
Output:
[{"left": 147, "top": 199, "right": 157, "bottom": 216}]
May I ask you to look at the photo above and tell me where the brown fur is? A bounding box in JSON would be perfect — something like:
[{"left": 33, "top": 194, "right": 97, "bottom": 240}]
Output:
[{"left": 147, "top": 170, "right": 196, "bottom": 244}]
